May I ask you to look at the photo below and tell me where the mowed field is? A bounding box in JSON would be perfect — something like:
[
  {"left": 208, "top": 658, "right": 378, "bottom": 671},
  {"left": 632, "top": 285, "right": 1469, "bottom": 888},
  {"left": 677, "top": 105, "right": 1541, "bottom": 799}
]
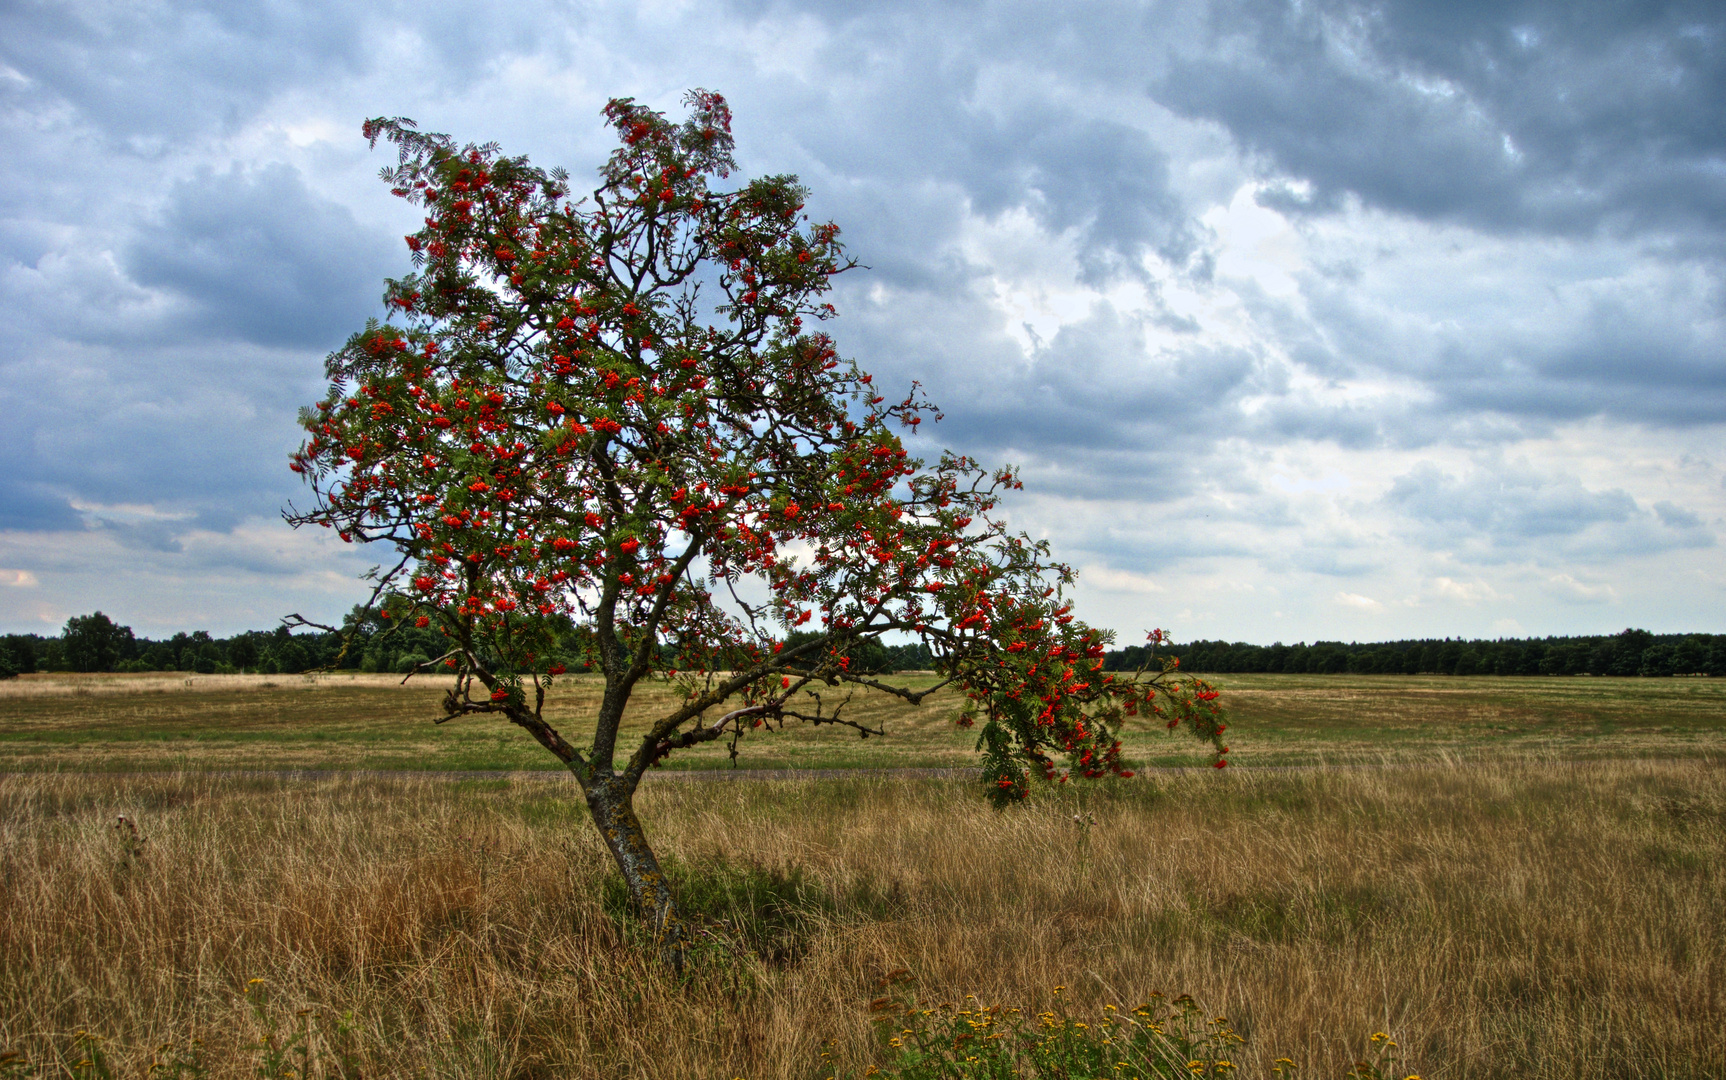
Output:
[
  {"left": 0, "top": 674, "right": 1721, "bottom": 1079},
  {"left": 3, "top": 669, "right": 1724, "bottom": 772}
]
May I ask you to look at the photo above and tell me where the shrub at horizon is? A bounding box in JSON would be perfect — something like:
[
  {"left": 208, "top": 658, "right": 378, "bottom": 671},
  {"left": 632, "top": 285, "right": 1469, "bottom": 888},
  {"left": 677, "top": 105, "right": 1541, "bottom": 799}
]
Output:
[
  {"left": 59, "top": 612, "right": 134, "bottom": 674},
  {"left": 285, "top": 91, "right": 1227, "bottom": 964}
]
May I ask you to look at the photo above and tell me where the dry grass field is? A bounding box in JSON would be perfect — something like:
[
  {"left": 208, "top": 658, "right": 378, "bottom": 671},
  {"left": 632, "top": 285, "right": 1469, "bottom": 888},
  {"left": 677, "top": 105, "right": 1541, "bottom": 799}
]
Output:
[
  {"left": 1, "top": 673, "right": 1721, "bottom": 1077},
  {"left": 0, "top": 759, "right": 1722, "bottom": 1079},
  {"left": 3, "top": 670, "right": 1724, "bottom": 773}
]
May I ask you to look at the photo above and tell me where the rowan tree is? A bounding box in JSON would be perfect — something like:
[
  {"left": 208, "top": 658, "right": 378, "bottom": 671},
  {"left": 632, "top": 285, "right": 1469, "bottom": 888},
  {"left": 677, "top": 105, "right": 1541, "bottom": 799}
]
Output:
[{"left": 287, "top": 91, "right": 1228, "bottom": 964}]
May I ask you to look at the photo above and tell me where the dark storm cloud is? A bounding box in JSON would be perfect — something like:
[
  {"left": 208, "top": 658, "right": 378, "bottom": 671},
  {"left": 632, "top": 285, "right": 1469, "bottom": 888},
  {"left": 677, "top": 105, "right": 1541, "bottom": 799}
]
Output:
[
  {"left": 0, "top": 0, "right": 366, "bottom": 142},
  {"left": 1386, "top": 461, "right": 1638, "bottom": 538},
  {"left": 0, "top": 479, "right": 82, "bottom": 532},
  {"left": 1154, "top": 0, "right": 1726, "bottom": 239},
  {"left": 0, "top": 161, "right": 388, "bottom": 541},
  {"left": 1, "top": 340, "right": 327, "bottom": 534},
  {"left": 977, "top": 111, "right": 1198, "bottom": 282},
  {"left": 804, "top": 108, "right": 1194, "bottom": 295},
  {"left": 0, "top": 0, "right": 507, "bottom": 563},
  {"left": 865, "top": 300, "right": 1270, "bottom": 499},
  {"left": 736, "top": 0, "right": 1723, "bottom": 457},
  {"left": 1482, "top": 295, "right": 1726, "bottom": 426},
  {"left": 125, "top": 163, "right": 397, "bottom": 348},
  {"left": 1383, "top": 460, "right": 1716, "bottom": 557},
  {"left": 1440, "top": 304, "right": 1726, "bottom": 429},
  {"left": 725, "top": 4, "right": 1207, "bottom": 291},
  {"left": 1289, "top": 237, "right": 1726, "bottom": 433}
]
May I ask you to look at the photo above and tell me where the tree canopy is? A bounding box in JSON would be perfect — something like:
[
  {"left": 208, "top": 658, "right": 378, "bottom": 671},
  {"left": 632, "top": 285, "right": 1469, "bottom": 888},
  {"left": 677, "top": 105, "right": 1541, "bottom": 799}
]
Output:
[{"left": 60, "top": 612, "right": 134, "bottom": 674}]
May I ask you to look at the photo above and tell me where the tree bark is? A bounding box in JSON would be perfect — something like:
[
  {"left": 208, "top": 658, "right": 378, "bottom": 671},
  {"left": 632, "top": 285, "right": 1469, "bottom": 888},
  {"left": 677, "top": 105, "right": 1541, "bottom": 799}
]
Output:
[{"left": 582, "top": 772, "right": 687, "bottom": 969}]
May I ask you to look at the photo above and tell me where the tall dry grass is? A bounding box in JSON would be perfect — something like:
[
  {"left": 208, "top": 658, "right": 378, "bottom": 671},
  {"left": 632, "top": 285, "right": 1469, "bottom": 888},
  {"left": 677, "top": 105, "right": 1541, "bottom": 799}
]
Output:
[{"left": 0, "top": 759, "right": 1720, "bottom": 1078}]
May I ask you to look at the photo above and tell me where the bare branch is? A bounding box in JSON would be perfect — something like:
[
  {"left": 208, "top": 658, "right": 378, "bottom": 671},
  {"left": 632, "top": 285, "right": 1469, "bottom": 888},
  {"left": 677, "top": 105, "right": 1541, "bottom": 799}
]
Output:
[{"left": 837, "top": 672, "right": 956, "bottom": 705}]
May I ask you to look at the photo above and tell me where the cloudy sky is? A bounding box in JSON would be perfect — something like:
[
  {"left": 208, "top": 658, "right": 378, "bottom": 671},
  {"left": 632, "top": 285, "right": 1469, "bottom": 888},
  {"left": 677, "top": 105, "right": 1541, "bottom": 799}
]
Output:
[{"left": 2, "top": 0, "right": 1722, "bottom": 643}]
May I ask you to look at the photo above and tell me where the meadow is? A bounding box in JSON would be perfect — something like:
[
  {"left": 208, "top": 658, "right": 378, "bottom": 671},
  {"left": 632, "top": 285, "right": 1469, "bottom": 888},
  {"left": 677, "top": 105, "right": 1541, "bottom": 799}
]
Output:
[
  {"left": 0, "top": 673, "right": 1722, "bottom": 1078},
  {"left": 2, "top": 669, "right": 1723, "bottom": 773}
]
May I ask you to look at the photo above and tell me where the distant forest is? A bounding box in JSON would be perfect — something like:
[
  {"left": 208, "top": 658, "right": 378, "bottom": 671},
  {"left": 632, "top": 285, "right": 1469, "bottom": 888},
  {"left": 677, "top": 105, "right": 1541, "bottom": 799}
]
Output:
[
  {"left": 2, "top": 613, "right": 1721, "bottom": 681},
  {"left": 1102, "top": 629, "right": 1726, "bottom": 678},
  {"left": 0, "top": 609, "right": 936, "bottom": 679}
]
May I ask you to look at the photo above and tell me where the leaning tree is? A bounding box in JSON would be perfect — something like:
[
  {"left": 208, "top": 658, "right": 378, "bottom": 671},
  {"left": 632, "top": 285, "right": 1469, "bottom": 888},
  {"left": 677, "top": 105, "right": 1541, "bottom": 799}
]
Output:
[{"left": 287, "top": 91, "right": 1228, "bottom": 963}]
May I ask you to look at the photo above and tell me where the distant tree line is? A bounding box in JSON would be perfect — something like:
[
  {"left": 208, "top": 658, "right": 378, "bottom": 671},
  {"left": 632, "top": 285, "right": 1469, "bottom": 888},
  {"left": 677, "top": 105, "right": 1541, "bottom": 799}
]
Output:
[
  {"left": 1103, "top": 629, "right": 1726, "bottom": 678},
  {"left": 1, "top": 612, "right": 353, "bottom": 679},
  {"left": 17, "top": 613, "right": 1713, "bottom": 681},
  {"left": 0, "top": 609, "right": 938, "bottom": 679}
]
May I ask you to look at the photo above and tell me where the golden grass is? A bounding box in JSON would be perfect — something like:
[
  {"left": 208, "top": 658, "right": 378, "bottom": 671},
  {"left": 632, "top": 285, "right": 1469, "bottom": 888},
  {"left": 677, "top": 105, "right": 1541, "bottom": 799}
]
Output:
[
  {"left": 5, "top": 671, "right": 1723, "bottom": 774},
  {"left": 0, "top": 670, "right": 986, "bottom": 774},
  {"left": 1205, "top": 672, "right": 1726, "bottom": 762},
  {"left": 1, "top": 759, "right": 1720, "bottom": 1078},
  {"left": 0, "top": 672, "right": 413, "bottom": 699}
]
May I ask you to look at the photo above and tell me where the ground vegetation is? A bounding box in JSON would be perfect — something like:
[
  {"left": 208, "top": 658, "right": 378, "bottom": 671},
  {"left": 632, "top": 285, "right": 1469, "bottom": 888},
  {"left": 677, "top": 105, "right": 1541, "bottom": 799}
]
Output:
[{"left": 0, "top": 761, "right": 1717, "bottom": 1078}]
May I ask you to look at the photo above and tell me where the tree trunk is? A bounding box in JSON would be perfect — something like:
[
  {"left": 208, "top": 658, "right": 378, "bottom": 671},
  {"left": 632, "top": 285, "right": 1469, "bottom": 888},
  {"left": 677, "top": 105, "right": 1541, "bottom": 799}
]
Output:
[{"left": 583, "top": 773, "right": 688, "bottom": 969}]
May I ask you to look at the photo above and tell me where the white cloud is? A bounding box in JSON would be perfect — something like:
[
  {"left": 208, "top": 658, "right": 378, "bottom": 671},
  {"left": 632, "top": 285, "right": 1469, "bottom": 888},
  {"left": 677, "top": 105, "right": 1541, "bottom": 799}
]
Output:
[
  {"left": 1270, "top": 471, "right": 1351, "bottom": 495},
  {"left": 1078, "top": 565, "right": 1165, "bottom": 595},
  {"left": 1429, "top": 577, "right": 1502, "bottom": 604},
  {"left": 1544, "top": 574, "right": 1616, "bottom": 604},
  {"left": 68, "top": 499, "right": 195, "bottom": 524},
  {"left": 1203, "top": 184, "right": 1305, "bottom": 299}
]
